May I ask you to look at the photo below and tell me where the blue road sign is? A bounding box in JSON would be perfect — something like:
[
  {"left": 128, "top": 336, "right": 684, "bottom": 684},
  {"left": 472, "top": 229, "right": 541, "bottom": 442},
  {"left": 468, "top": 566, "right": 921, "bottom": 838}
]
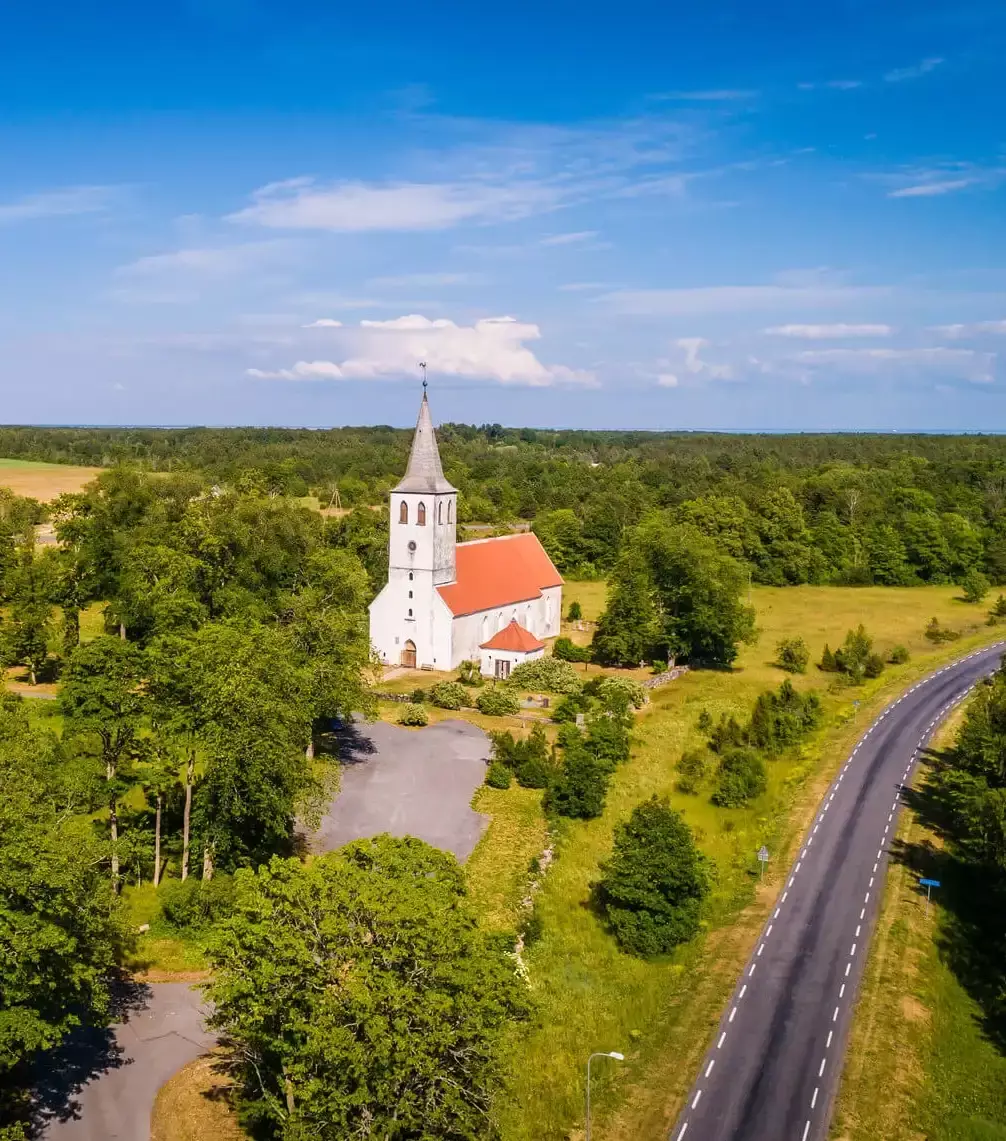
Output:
[{"left": 919, "top": 878, "right": 941, "bottom": 888}]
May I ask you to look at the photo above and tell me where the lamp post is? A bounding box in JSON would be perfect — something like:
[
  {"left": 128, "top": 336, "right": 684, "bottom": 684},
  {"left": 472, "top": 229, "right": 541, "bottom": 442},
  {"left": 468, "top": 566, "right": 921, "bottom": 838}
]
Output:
[{"left": 586, "top": 1051, "right": 624, "bottom": 1141}]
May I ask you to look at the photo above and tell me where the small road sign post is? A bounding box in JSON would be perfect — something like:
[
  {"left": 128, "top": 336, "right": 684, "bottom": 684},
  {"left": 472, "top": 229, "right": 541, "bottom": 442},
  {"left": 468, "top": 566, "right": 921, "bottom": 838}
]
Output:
[
  {"left": 920, "top": 877, "right": 941, "bottom": 916},
  {"left": 757, "top": 846, "right": 769, "bottom": 880},
  {"left": 853, "top": 699, "right": 860, "bottom": 721}
]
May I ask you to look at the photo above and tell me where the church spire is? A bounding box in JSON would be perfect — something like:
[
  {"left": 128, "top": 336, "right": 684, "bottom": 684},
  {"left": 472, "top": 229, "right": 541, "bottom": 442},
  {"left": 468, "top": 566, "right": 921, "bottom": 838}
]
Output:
[{"left": 394, "top": 388, "right": 457, "bottom": 494}]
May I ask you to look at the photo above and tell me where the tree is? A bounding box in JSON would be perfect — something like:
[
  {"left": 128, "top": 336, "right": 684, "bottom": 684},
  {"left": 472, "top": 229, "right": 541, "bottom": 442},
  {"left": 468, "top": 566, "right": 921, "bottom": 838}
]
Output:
[
  {"left": 833, "top": 624, "right": 875, "bottom": 682},
  {"left": 205, "top": 837, "right": 529, "bottom": 1139},
  {"left": 566, "top": 600, "right": 582, "bottom": 622},
  {"left": 595, "top": 797, "right": 708, "bottom": 957},
  {"left": 775, "top": 637, "right": 810, "bottom": 673},
  {"left": 0, "top": 698, "right": 122, "bottom": 1103},
  {"left": 635, "top": 517, "right": 757, "bottom": 667},
  {"left": 1, "top": 547, "right": 56, "bottom": 685},
  {"left": 59, "top": 636, "right": 147, "bottom": 888},
  {"left": 711, "top": 747, "right": 767, "bottom": 807},
  {"left": 865, "top": 524, "right": 913, "bottom": 586},
  {"left": 961, "top": 568, "right": 990, "bottom": 604},
  {"left": 591, "top": 546, "right": 661, "bottom": 667},
  {"left": 545, "top": 735, "right": 610, "bottom": 819}
]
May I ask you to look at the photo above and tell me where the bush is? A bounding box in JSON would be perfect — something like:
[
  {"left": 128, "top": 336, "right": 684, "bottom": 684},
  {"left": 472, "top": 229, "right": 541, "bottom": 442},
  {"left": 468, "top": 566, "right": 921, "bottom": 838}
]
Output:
[
  {"left": 595, "top": 796, "right": 709, "bottom": 957},
  {"left": 398, "top": 703, "right": 429, "bottom": 726},
  {"left": 596, "top": 676, "right": 646, "bottom": 710},
  {"left": 650, "top": 659, "right": 668, "bottom": 674},
  {"left": 988, "top": 595, "right": 1006, "bottom": 623},
  {"left": 925, "top": 617, "right": 961, "bottom": 644},
  {"left": 456, "top": 660, "right": 484, "bottom": 687},
  {"left": 410, "top": 687, "right": 428, "bottom": 704},
  {"left": 514, "top": 724, "right": 552, "bottom": 788},
  {"left": 775, "top": 637, "right": 810, "bottom": 674},
  {"left": 430, "top": 681, "right": 468, "bottom": 710},
  {"left": 863, "top": 652, "right": 885, "bottom": 679},
  {"left": 566, "top": 600, "right": 582, "bottom": 622},
  {"left": 711, "top": 747, "right": 767, "bottom": 807},
  {"left": 833, "top": 625, "right": 874, "bottom": 682},
  {"left": 552, "top": 636, "right": 591, "bottom": 664},
  {"left": 696, "top": 709, "right": 713, "bottom": 733},
  {"left": 485, "top": 760, "right": 512, "bottom": 789},
  {"left": 676, "top": 749, "right": 709, "bottom": 795},
  {"left": 746, "top": 680, "right": 822, "bottom": 752},
  {"left": 476, "top": 688, "right": 521, "bottom": 717},
  {"left": 551, "top": 692, "right": 590, "bottom": 723},
  {"left": 961, "top": 568, "right": 990, "bottom": 604},
  {"left": 888, "top": 644, "right": 910, "bottom": 664},
  {"left": 506, "top": 657, "right": 583, "bottom": 695},
  {"left": 819, "top": 644, "right": 837, "bottom": 672},
  {"left": 546, "top": 739, "right": 610, "bottom": 818},
  {"left": 160, "top": 874, "right": 235, "bottom": 930}
]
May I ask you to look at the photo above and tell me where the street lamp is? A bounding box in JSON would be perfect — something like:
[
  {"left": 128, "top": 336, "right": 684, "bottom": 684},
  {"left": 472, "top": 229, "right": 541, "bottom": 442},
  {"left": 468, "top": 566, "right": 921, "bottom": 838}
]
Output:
[{"left": 586, "top": 1051, "right": 625, "bottom": 1141}]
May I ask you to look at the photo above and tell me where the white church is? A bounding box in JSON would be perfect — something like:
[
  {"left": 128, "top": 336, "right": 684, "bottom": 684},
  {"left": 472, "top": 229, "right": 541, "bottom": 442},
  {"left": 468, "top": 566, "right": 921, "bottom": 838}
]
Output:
[{"left": 369, "top": 390, "right": 564, "bottom": 679}]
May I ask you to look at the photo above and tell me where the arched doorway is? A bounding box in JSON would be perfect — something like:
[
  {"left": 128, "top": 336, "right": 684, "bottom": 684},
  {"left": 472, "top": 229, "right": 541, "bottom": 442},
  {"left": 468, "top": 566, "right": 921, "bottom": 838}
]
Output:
[{"left": 401, "top": 639, "right": 417, "bottom": 668}]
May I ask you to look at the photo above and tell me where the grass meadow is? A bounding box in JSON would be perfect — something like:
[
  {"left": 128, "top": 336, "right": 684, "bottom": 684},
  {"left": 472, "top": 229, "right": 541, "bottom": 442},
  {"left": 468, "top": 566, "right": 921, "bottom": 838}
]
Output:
[
  {"left": 470, "top": 583, "right": 1006, "bottom": 1141},
  {"left": 0, "top": 457, "right": 100, "bottom": 500}
]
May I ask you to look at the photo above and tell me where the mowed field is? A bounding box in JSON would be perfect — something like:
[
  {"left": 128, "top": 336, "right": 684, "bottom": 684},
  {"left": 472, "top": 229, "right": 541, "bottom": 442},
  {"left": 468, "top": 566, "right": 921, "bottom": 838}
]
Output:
[
  {"left": 0, "top": 457, "right": 101, "bottom": 500},
  {"left": 471, "top": 582, "right": 1006, "bottom": 1141}
]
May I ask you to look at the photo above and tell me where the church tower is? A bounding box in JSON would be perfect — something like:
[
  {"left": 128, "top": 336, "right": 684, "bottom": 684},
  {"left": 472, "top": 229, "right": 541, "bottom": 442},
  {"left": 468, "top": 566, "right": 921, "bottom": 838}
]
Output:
[{"left": 380, "top": 389, "right": 456, "bottom": 667}]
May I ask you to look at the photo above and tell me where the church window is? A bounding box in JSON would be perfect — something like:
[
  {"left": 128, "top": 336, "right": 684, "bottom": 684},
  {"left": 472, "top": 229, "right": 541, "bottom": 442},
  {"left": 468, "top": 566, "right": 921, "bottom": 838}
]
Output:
[
  {"left": 399, "top": 500, "right": 408, "bottom": 524},
  {"left": 408, "top": 608, "right": 413, "bottom": 617},
  {"left": 481, "top": 614, "right": 489, "bottom": 642},
  {"left": 408, "top": 590, "right": 413, "bottom": 598},
  {"left": 447, "top": 500, "right": 452, "bottom": 523},
  {"left": 417, "top": 502, "right": 426, "bottom": 526},
  {"left": 438, "top": 501, "right": 443, "bottom": 524},
  {"left": 409, "top": 572, "right": 413, "bottom": 581}
]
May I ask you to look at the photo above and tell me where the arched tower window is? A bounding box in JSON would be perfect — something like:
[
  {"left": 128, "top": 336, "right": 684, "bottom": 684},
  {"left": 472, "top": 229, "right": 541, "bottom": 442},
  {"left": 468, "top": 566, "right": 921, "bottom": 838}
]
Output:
[
  {"left": 447, "top": 500, "right": 453, "bottom": 523},
  {"left": 417, "top": 502, "right": 426, "bottom": 526},
  {"left": 399, "top": 500, "right": 408, "bottom": 524},
  {"left": 438, "top": 501, "right": 443, "bottom": 524},
  {"left": 481, "top": 614, "right": 489, "bottom": 642}
]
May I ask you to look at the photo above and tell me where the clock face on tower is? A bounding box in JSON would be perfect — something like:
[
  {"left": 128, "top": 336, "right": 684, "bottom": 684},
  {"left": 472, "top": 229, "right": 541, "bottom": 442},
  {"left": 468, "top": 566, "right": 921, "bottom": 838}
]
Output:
[{"left": 408, "top": 540, "right": 417, "bottom": 552}]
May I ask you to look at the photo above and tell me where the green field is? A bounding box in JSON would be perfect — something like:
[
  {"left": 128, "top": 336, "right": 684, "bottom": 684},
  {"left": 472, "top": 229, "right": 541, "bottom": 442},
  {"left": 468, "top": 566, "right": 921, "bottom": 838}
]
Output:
[{"left": 474, "top": 583, "right": 1006, "bottom": 1140}]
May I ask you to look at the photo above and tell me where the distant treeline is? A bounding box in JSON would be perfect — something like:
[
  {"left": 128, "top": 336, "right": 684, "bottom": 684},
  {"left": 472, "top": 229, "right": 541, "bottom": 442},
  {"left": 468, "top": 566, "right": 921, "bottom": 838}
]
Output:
[{"left": 8, "top": 424, "right": 1006, "bottom": 586}]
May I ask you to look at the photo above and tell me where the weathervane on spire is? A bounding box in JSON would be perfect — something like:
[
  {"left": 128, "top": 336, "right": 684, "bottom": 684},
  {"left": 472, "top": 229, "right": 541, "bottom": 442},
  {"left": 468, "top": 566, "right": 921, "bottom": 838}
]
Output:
[{"left": 418, "top": 361, "right": 428, "bottom": 392}]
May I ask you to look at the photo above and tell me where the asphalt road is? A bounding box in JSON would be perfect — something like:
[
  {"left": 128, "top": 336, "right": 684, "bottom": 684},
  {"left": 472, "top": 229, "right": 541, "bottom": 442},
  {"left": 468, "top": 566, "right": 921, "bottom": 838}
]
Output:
[
  {"left": 35, "top": 982, "right": 214, "bottom": 1141},
  {"left": 670, "top": 642, "right": 1005, "bottom": 1141}
]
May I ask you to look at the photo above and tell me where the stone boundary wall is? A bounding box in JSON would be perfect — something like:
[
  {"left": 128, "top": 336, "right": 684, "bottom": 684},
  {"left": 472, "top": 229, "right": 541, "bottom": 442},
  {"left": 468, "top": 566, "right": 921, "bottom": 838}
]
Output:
[{"left": 641, "top": 665, "right": 690, "bottom": 690}]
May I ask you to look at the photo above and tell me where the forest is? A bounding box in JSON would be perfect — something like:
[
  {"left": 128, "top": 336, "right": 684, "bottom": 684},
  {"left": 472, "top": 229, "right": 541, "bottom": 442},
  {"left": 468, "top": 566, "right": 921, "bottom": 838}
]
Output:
[{"left": 4, "top": 424, "right": 1006, "bottom": 588}]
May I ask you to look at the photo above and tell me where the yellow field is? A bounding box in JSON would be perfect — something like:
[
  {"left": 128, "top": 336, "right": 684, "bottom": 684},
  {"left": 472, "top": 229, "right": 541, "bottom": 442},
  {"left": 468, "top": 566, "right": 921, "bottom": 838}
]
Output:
[
  {"left": 480, "top": 582, "right": 1004, "bottom": 1140},
  {"left": 0, "top": 457, "right": 100, "bottom": 500}
]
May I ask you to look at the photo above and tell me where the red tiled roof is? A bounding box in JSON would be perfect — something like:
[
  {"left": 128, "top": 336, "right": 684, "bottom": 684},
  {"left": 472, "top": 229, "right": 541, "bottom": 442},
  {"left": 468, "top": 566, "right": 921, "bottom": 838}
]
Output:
[
  {"left": 437, "top": 532, "right": 563, "bottom": 617},
  {"left": 480, "top": 619, "right": 545, "bottom": 653}
]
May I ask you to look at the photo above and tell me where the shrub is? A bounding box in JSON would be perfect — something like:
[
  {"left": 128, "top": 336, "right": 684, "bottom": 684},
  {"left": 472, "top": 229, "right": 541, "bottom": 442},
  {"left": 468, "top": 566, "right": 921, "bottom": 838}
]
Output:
[
  {"left": 489, "top": 730, "right": 518, "bottom": 766},
  {"left": 989, "top": 595, "right": 1006, "bottom": 623},
  {"left": 746, "top": 680, "right": 821, "bottom": 752},
  {"left": 545, "top": 739, "right": 610, "bottom": 818},
  {"left": 925, "top": 617, "right": 961, "bottom": 644},
  {"left": 961, "top": 568, "right": 990, "bottom": 604},
  {"left": 476, "top": 688, "right": 521, "bottom": 717},
  {"left": 506, "top": 657, "right": 583, "bottom": 695},
  {"left": 711, "top": 747, "right": 767, "bottom": 807},
  {"left": 398, "top": 703, "right": 429, "bottom": 726},
  {"left": 696, "top": 709, "right": 713, "bottom": 733},
  {"left": 551, "top": 692, "right": 590, "bottom": 723},
  {"left": 514, "top": 725, "right": 552, "bottom": 788},
  {"left": 566, "top": 600, "right": 583, "bottom": 621},
  {"left": 595, "top": 797, "right": 709, "bottom": 957},
  {"left": 819, "top": 644, "right": 837, "bottom": 672},
  {"left": 456, "top": 660, "right": 484, "bottom": 687},
  {"left": 516, "top": 755, "right": 551, "bottom": 789},
  {"left": 833, "top": 625, "right": 874, "bottom": 682},
  {"left": 863, "top": 652, "right": 885, "bottom": 679},
  {"left": 410, "top": 687, "right": 428, "bottom": 704},
  {"left": 160, "top": 874, "right": 235, "bottom": 930},
  {"left": 676, "top": 749, "right": 709, "bottom": 795},
  {"left": 775, "top": 637, "right": 810, "bottom": 674},
  {"left": 596, "top": 676, "right": 646, "bottom": 710},
  {"left": 430, "top": 681, "right": 468, "bottom": 710},
  {"left": 485, "top": 761, "right": 512, "bottom": 789},
  {"left": 552, "top": 636, "right": 591, "bottom": 664},
  {"left": 888, "top": 644, "right": 910, "bottom": 664},
  {"left": 651, "top": 659, "right": 668, "bottom": 674}
]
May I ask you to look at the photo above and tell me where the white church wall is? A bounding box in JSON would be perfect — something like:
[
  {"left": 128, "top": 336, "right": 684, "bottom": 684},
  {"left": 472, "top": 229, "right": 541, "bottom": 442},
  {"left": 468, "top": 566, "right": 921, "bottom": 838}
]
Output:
[
  {"left": 541, "top": 585, "right": 563, "bottom": 638},
  {"left": 479, "top": 645, "right": 544, "bottom": 678},
  {"left": 449, "top": 609, "right": 491, "bottom": 668}
]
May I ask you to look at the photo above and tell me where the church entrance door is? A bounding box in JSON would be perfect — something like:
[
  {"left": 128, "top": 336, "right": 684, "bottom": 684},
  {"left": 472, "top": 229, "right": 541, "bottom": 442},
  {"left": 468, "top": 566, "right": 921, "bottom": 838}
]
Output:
[
  {"left": 401, "top": 640, "right": 417, "bottom": 668},
  {"left": 494, "top": 658, "right": 510, "bottom": 680}
]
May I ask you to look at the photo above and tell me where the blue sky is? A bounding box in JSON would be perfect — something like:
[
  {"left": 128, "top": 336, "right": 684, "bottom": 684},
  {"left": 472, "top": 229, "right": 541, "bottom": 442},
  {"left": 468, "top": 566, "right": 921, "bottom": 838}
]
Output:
[{"left": 1, "top": 0, "right": 1004, "bottom": 430}]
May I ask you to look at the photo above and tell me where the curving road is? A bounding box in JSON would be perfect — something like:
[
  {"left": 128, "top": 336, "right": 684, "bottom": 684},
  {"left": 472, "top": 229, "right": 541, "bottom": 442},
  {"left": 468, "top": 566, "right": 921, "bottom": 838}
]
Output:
[{"left": 670, "top": 642, "right": 1005, "bottom": 1141}]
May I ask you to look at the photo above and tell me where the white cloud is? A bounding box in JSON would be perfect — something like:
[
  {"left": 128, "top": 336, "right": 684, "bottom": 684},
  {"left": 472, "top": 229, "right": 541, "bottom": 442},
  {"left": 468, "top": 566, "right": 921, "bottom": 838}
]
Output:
[
  {"left": 676, "top": 336, "right": 734, "bottom": 380},
  {"left": 248, "top": 314, "right": 595, "bottom": 387},
  {"left": 884, "top": 57, "right": 944, "bottom": 83},
  {"left": 932, "top": 320, "right": 1006, "bottom": 337},
  {"left": 656, "top": 373, "right": 679, "bottom": 387},
  {"left": 229, "top": 176, "right": 564, "bottom": 232},
  {"left": 794, "top": 346, "right": 996, "bottom": 383},
  {"left": 889, "top": 178, "right": 976, "bottom": 198},
  {"left": 602, "top": 283, "right": 889, "bottom": 316},
  {"left": 303, "top": 319, "right": 343, "bottom": 328},
  {"left": 540, "top": 230, "right": 599, "bottom": 246},
  {"left": 0, "top": 185, "right": 122, "bottom": 224},
  {"left": 765, "top": 323, "right": 895, "bottom": 338},
  {"left": 117, "top": 240, "right": 296, "bottom": 279}
]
